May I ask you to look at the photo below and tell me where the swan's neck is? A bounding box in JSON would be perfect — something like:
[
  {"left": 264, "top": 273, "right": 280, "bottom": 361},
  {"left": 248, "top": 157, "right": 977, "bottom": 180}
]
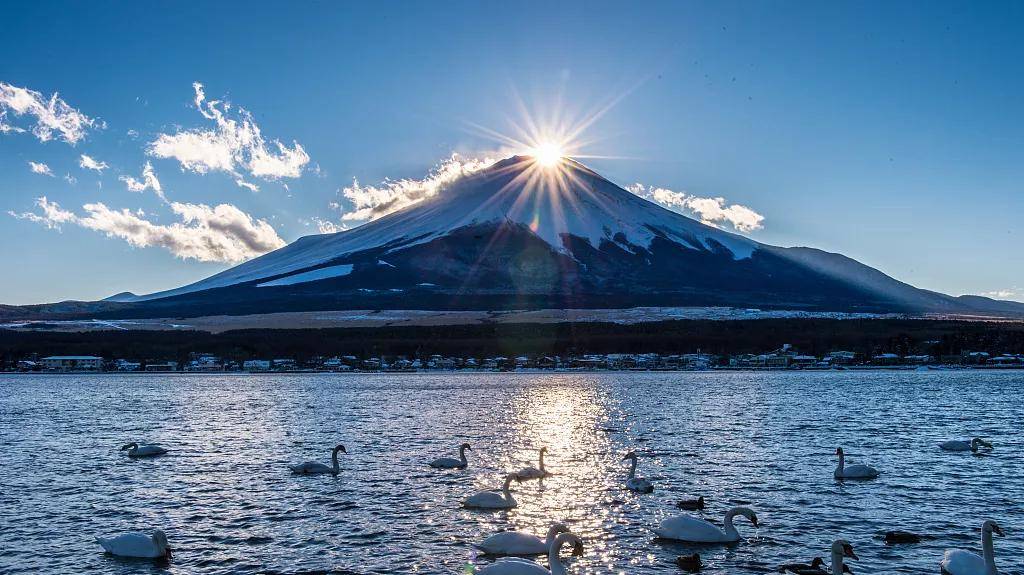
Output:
[
  {"left": 982, "top": 529, "right": 997, "bottom": 574},
  {"left": 539, "top": 450, "right": 545, "bottom": 471},
  {"left": 459, "top": 446, "right": 468, "bottom": 463},
  {"left": 723, "top": 510, "right": 739, "bottom": 538},
  {"left": 331, "top": 450, "right": 340, "bottom": 473},
  {"left": 549, "top": 540, "right": 567, "bottom": 575},
  {"left": 502, "top": 476, "right": 515, "bottom": 502},
  {"left": 831, "top": 548, "right": 844, "bottom": 574},
  {"left": 627, "top": 457, "right": 637, "bottom": 479},
  {"left": 836, "top": 452, "right": 845, "bottom": 473}
]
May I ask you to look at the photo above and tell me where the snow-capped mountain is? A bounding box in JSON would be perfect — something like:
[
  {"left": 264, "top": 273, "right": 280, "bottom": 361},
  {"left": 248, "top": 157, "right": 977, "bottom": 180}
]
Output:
[{"left": 21, "top": 155, "right": 1024, "bottom": 318}]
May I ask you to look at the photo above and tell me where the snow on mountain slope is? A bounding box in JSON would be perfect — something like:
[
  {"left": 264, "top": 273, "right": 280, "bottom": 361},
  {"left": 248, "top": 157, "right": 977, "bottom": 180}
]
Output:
[{"left": 138, "top": 156, "right": 760, "bottom": 300}]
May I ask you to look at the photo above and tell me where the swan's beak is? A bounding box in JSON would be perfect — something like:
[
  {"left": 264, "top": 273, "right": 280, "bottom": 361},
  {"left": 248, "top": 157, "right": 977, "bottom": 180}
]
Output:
[
  {"left": 843, "top": 545, "right": 859, "bottom": 560},
  {"left": 750, "top": 515, "right": 759, "bottom": 527},
  {"left": 992, "top": 525, "right": 1005, "bottom": 537}
]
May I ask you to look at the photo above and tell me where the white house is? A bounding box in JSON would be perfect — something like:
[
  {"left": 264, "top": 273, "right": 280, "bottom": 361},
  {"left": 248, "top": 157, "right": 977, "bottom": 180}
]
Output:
[{"left": 41, "top": 356, "right": 104, "bottom": 371}]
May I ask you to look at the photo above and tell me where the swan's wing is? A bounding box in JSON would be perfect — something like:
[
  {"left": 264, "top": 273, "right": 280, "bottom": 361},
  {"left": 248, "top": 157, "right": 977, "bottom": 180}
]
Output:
[
  {"left": 478, "top": 531, "right": 545, "bottom": 555},
  {"left": 939, "top": 441, "right": 968, "bottom": 451},
  {"left": 844, "top": 464, "right": 879, "bottom": 477},
  {"left": 290, "top": 462, "right": 331, "bottom": 473},
  {"left": 941, "top": 549, "right": 984, "bottom": 575},
  {"left": 429, "top": 457, "right": 461, "bottom": 468},
  {"left": 135, "top": 445, "right": 168, "bottom": 456},
  {"left": 476, "top": 557, "right": 549, "bottom": 574},
  {"left": 96, "top": 533, "right": 159, "bottom": 557},
  {"left": 654, "top": 515, "right": 725, "bottom": 542},
  {"left": 464, "top": 492, "right": 508, "bottom": 508}
]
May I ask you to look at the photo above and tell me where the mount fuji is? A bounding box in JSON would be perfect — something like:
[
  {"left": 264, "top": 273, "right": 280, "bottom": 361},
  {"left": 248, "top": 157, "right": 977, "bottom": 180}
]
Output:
[{"left": 15, "top": 155, "right": 1024, "bottom": 319}]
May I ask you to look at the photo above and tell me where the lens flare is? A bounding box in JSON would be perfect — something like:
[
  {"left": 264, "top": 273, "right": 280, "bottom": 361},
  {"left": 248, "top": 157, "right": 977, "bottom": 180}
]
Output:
[{"left": 529, "top": 142, "right": 564, "bottom": 167}]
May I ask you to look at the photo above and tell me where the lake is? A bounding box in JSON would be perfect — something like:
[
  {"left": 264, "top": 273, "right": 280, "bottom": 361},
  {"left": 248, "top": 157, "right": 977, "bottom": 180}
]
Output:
[{"left": 1, "top": 371, "right": 1021, "bottom": 574}]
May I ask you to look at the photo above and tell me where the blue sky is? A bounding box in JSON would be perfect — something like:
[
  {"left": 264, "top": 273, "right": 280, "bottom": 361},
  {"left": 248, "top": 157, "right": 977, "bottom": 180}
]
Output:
[{"left": 2, "top": 1, "right": 1022, "bottom": 305}]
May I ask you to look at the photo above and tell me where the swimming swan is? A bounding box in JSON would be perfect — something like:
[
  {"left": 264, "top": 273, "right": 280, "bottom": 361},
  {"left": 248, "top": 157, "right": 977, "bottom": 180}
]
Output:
[
  {"left": 289, "top": 444, "right": 346, "bottom": 475},
  {"left": 475, "top": 523, "right": 571, "bottom": 556},
  {"left": 463, "top": 474, "right": 521, "bottom": 509},
  {"left": 120, "top": 442, "right": 168, "bottom": 457},
  {"left": 96, "top": 529, "right": 171, "bottom": 559},
  {"left": 653, "top": 506, "right": 758, "bottom": 543},
  {"left": 779, "top": 540, "right": 857, "bottom": 574},
  {"left": 939, "top": 438, "right": 993, "bottom": 453},
  {"left": 475, "top": 532, "right": 583, "bottom": 574},
  {"left": 834, "top": 447, "right": 879, "bottom": 479},
  {"left": 516, "top": 447, "right": 552, "bottom": 480},
  {"left": 622, "top": 451, "right": 654, "bottom": 493},
  {"left": 941, "top": 520, "right": 1003, "bottom": 575},
  {"left": 430, "top": 443, "right": 471, "bottom": 469}
]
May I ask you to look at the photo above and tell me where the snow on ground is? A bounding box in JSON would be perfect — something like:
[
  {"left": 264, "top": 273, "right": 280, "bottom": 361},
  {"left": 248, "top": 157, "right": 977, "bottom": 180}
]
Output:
[{"left": 256, "top": 264, "right": 354, "bottom": 287}]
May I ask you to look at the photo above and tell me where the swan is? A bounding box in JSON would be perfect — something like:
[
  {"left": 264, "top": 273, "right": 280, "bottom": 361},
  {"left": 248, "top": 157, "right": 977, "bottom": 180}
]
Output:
[
  {"left": 430, "top": 442, "right": 471, "bottom": 469},
  {"left": 475, "top": 523, "right": 571, "bottom": 556},
  {"left": 474, "top": 532, "right": 583, "bottom": 574},
  {"left": 779, "top": 540, "right": 857, "bottom": 574},
  {"left": 939, "top": 438, "right": 993, "bottom": 453},
  {"left": 834, "top": 447, "right": 879, "bottom": 479},
  {"left": 622, "top": 451, "right": 654, "bottom": 493},
  {"left": 941, "top": 520, "right": 1003, "bottom": 575},
  {"left": 516, "top": 447, "right": 552, "bottom": 480},
  {"left": 653, "top": 506, "right": 758, "bottom": 543},
  {"left": 677, "top": 496, "right": 706, "bottom": 511},
  {"left": 120, "top": 442, "right": 168, "bottom": 457},
  {"left": 463, "top": 474, "right": 521, "bottom": 509},
  {"left": 289, "top": 444, "right": 346, "bottom": 475},
  {"left": 96, "top": 529, "right": 171, "bottom": 559}
]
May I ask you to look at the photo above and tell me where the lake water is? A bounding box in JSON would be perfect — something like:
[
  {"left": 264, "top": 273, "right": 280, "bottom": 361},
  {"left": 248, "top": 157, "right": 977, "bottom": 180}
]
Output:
[{"left": 1, "top": 371, "right": 1021, "bottom": 574}]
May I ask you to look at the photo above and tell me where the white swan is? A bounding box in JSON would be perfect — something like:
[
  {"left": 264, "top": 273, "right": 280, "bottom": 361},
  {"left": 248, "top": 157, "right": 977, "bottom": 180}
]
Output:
[
  {"left": 96, "top": 529, "right": 171, "bottom": 559},
  {"left": 430, "top": 442, "right": 471, "bottom": 469},
  {"left": 622, "top": 451, "right": 654, "bottom": 493},
  {"left": 941, "top": 520, "right": 1003, "bottom": 575},
  {"left": 516, "top": 447, "right": 552, "bottom": 480},
  {"left": 653, "top": 506, "right": 758, "bottom": 543},
  {"left": 289, "top": 444, "right": 346, "bottom": 475},
  {"left": 940, "top": 438, "right": 993, "bottom": 453},
  {"left": 120, "top": 442, "right": 168, "bottom": 457},
  {"left": 463, "top": 474, "right": 521, "bottom": 509},
  {"left": 476, "top": 523, "right": 571, "bottom": 556},
  {"left": 475, "top": 532, "right": 583, "bottom": 574},
  {"left": 834, "top": 447, "right": 879, "bottom": 479},
  {"left": 779, "top": 540, "right": 857, "bottom": 574}
]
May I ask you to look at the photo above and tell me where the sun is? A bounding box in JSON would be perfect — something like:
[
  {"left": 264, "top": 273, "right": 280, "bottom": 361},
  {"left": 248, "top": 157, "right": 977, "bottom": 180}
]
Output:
[{"left": 529, "top": 142, "right": 564, "bottom": 167}]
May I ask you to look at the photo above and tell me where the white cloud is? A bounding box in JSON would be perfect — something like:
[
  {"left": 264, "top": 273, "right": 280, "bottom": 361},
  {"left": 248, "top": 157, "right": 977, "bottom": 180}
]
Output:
[
  {"left": 119, "top": 161, "right": 165, "bottom": 200},
  {"left": 10, "top": 196, "right": 285, "bottom": 263},
  {"left": 148, "top": 82, "right": 309, "bottom": 185},
  {"left": 0, "top": 82, "right": 101, "bottom": 144},
  {"left": 338, "top": 153, "right": 498, "bottom": 221},
  {"left": 79, "top": 154, "right": 109, "bottom": 173},
  {"left": 312, "top": 218, "right": 346, "bottom": 234},
  {"left": 235, "top": 178, "right": 259, "bottom": 192},
  {"left": 64, "top": 173, "right": 77, "bottom": 185},
  {"left": 626, "top": 183, "right": 765, "bottom": 232},
  {"left": 28, "top": 161, "right": 54, "bottom": 176},
  {"left": 980, "top": 287, "right": 1023, "bottom": 300}
]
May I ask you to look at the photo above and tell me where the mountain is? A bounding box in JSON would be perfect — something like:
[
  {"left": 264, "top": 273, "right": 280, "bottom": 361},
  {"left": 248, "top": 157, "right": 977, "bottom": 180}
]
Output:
[{"left": 7, "top": 155, "right": 1024, "bottom": 320}]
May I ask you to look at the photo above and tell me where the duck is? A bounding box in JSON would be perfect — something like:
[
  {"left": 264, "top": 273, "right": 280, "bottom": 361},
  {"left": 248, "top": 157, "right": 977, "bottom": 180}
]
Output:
[
  {"left": 653, "top": 506, "right": 758, "bottom": 543},
  {"left": 884, "top": 530, "right": 922, "bottom": 544},
  {"left": 430, "top": 442, "right": 471, "bottom": 469},
  {"left": 777, "top": 557, "right": 824, "bottom": 573},
  {"left": 676, "top": 553, "right": 702, "bottom": 572},
  {"left": 780, "top": 541, "right": 857, "bottom": 574},
  {"left": 475, "top": 523, "right": 571, "bottom": 556},
  {"left": 677, "top": 496, "right": 706, "bottom": 511},
  {"left": 834, "top": 447, "right": 879, "bottom": 479},
  {"left": 120, "top": 442, "right": 168, "bottom": 457},
  {"left": 622, "top": 451, "right": 654, "bottom": 493},
  {"left": 96, "top": 529, "right": 171, "bottom": 559},
  {"left": 289, "top": 444, "right": 346, "bottom": 475},
  {"left": 474, "top": 532, "right": 583, "bottom": 574},
  {"left": 516, "top": 447, "right": 552, "bottom": 480},
  {"left": 463, "top": 474, "right": 521, "bottom": 509},
  {"left": 941, "top": 520, "right": 1003, "bottom": 575},
  {"left": 939, "top": 438, "right": 993, "bottom": 453}
]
